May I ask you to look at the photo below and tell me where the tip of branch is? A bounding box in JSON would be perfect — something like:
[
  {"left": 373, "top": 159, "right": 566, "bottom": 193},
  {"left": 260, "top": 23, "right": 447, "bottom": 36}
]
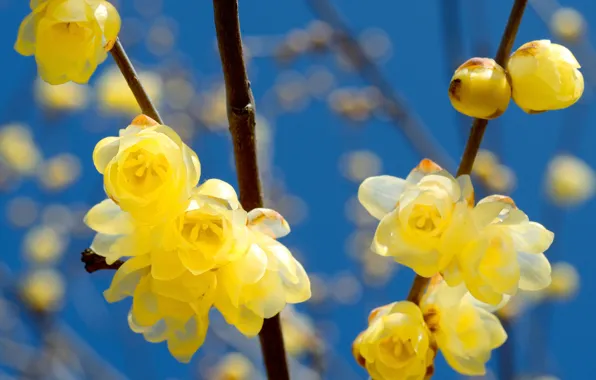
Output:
[{"left": 81, "top": 249, "right": 123, "bottom": 273}]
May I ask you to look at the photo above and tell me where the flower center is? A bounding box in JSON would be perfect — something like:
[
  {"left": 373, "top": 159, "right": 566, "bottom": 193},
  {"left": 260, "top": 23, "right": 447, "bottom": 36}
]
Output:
[
  {"left": 122, "top": 148, "right": 170, "bottom": 193},
  {"left": 181, "top": 211, "right": 226, "bottom": 251},
  {"left": 408, "top": 204, "right": 442, "bottom": 235}
]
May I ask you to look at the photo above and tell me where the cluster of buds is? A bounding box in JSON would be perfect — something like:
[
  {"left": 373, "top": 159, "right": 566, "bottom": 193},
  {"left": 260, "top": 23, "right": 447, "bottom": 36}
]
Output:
[{"left": 449, "top": 40, "right": 583, "bottom": 117}]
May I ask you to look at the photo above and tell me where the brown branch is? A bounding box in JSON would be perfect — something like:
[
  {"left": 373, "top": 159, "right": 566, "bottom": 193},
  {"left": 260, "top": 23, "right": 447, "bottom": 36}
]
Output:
[
  {"left": 406, "top": 0, "right": 528, "bottom": 305},
  {"left": 212, "top": 1, "right": 289, "bottom": 379},
  {"left": 81, "top": 249, "right": 123, "bottom": 273},
  {"left": 110, "top": 39, "right": 164, "bottom": 124}
]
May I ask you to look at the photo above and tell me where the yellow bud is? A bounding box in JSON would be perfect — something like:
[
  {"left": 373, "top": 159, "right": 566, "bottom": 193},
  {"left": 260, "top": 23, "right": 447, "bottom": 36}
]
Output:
[
  {"left": 448, "top": 58, "right": 511, "bottom": 119},
  {"left": 508, "top": 40, "right": 583, "bottom": 113},
  {"left": 546, "top": 154, "right": 595, "bottom": 206},
  {"left": 550, "top": 8, "right": 585, "bottom": 42},
  {"left": 21, "top": 269, "right": 65, "bottom": 312},
  {"left": 23, "top": 225, "right": 67, "bottom": 265},
  {"left": 35, "top": 78, "right": 89, "bottom": 110},
  {"left": 547, "top": 262, "right": 579, "bottom": 300}
]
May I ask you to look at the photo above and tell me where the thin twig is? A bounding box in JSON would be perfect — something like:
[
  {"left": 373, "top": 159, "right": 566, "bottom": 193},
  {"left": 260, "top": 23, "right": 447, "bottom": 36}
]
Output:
[
  {"left": 110, "top": 39, "right": 164, "bottom": 124},
  {"left": 406, "top": 0, "right": 529, "bottom": 305},
  {"left": 81, "top": 249, "right": 123, "bottom": 273},
  {"left": 305, "top": 0, "right": 456, "bottom": 172},
  {"left": 212, "top": 1, "right": 289, "bottom": 379}
]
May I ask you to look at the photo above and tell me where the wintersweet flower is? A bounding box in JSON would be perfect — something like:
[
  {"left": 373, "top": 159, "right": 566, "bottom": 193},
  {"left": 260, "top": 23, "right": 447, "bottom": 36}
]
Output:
[
  {"left": 103, "top": 255, "right": 216, "bottom": 363},
  {"left": 15, "top": 0, "right": 121, "bottom": 85},
  {"left": 352, "top": 301, "right": 434, "bottom": 380},
  {"left": 507, "top": 40, "right": 583, "bottom": 113},
  {"left": 214, "top": 208, "right": 311, "bottom": 336},
  {"left": 421, "top": 279, "right": 507, "bottom": 376},
  {"left": 546, "top": 154, "right": 596, "bottom": 207},
  {"left": 442, "top": 195, "right": 554, "bottom": 305},
  {"left": 358, "top": 159, "right": 474, "bottom": 277},
  {"left": 547, "top": 262, "right": 580, "bottom": 300},
  {"left": 92, "top": 115, "right": 201, "bottom": 224}
]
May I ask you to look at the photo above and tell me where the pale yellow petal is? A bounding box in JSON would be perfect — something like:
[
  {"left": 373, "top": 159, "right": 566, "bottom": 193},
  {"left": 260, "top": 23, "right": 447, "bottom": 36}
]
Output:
[
  {"left": 92, "top": 136, "right": 120, "bottom": 174},
  {"left": 84, "top": 199, "right": 133, "bottom": 235},
  {"left": 150, "top": 249, "right": 186, "bottom": 281},
  {"left": 104, "top": 255, "right": 150, "bottom": 302},
  {"left": 195, "top": 179, "right": 239, "bottom": 208},
  {"left": 358, "top": 175, "right": 406, "bottom": 220},
  {"left": 518, "top": 252, "right": 551, "bottom": 290},
  {"left": 248, "top": 208, "right": 290, "bottom": 238},
  {"left": 14, "top": 10, "right": 44, "bottom": 56}
]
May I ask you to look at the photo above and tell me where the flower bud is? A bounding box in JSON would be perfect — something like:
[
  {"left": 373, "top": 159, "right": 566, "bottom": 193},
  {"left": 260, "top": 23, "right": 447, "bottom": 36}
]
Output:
[
  {"left": 507, "top": 40, "right": 583, "bottom": 113},
  {"left": 448, "top": 58, "right": 511, "bottom": 119}
]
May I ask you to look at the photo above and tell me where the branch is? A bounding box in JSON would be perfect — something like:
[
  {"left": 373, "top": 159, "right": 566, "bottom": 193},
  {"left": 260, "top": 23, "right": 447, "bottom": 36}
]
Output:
[
  {"left": 212, "top": 1, "right": 289, "bottom": 379},
  {"left": 81, "top": 249, "right": 123, "bottom": 273},
  {"left": 407, "top": 0, "right": 528, "bottom": 304},
  {"left": 305, "top": 0, "right": 456, "bottom": 172}
]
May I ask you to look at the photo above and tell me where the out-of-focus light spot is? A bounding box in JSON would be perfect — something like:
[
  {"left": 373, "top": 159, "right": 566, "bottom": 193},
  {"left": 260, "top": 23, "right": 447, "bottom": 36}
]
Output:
[
  {"left": 358, "top": 28, "right": 392, "bottom": 62},
  {"left": 147, "top": 23, "right": 176, "bottom": 56},
  {"left": 331, "top": 272, "right": 362, "bottom": 305},
  {"left": 195, "top": 85, "right": 228, "bottom": 131},
  {"left": 550, "top": 8, "right": 585, "bottom": 42},
  {"left": 547, "top": 262, "right": 579, "bottom": 300},
  {"left": 308, "top": 274, "right": 328, "bottom": 305},
  {"left": 281, "top": 306, "right": 320, "bottom": 357},
  {"left": 272, "top": 194, "right": 308, "bottom": 226},
  {"left": 340, "top": 150, "right": 382, "bottom": 182},
  {"left": 306, "top": 20, "right": 333, "bottom": 51},
  {"left": 119, "top": 17, "right": 144, "bottom": 47},
  {"left": 275, "top": 71, "right": 310, "bottom": 112},
  {"left": 69, "top": 203, "right": 93, "bottom": 237},
  {"left": 21, "top": 269, "right": 65, "bottom": 312},
  {"left": 6, "top": 197, "right": 38, "bottom": 228},
  {"left": 96, "top": 66, "right": 163, "bottom": 116},
  {"left": 209, "top": 353, "right": 254, "bottom": 380},
  {"left": 164, "top": 77, "right": 195, "bottom": 110},
  {"left": 165, "top": 112, "right": 195, "bottom": 142},
  {"left": 344, "top": 196, "right": 376, "bottom": 227},
  {"left": 546, "top": 154, "right": 595, "bottom": 207},
  {"left": 306, "top": 66, "right": 335, "bottom": 98},
  {"left": 38, "top": 153, "right": 82, "bottom": 191},
  {"left": 23, "top": 225, "right": 67, "bottom": 265},
  {"left": 133, "top": 0, "right": 163, "bottom": 18},
  {"left": 0, "top": 123, "right": 41, "bottom": 176},
  {"left": 35, "top": 79, "right": 88, "bottom": 111},
  {"left": 328, "top": 88, "right": 379, "bottom": 122},
  {"left": 41, "top": 204, "right": 75, "bottom": 234}
]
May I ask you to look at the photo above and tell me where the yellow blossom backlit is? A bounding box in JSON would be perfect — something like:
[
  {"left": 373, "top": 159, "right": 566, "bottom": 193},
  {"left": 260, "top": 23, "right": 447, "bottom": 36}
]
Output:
[
  {"left": 15, "top": 0, "right": 122, "bottom": 84},
  {"left": 546, "top": 154, "right": 595, "bottom": 206},
  {"left": 421, "top": 280, "right": 507, "bottom": 376},
  {"left": 448, "top": 58, "right": 511, "bottom": 119},
  {"left": 353, "top": 301, "right": 434, "bottom": 380},
  {"left": 92, "top": 114, "right": 201, "bottom": 224},
  {"left": 442, "top": 195, "right": 554, "bottom": 305},
  {"left": 359, "top": 159, "right": 474, "bottom": 277},
  {"left": 97, "top": 66, "right": 163, "bottom": 116},
  {"left": 508, "top": 40, "right": 583, "bottom": 113}
]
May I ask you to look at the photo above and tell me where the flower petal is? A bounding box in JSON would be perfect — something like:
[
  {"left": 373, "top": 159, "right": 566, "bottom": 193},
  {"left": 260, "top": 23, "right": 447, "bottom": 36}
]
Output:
[
  {"left": 509, "top": 222, "right": 554, "bottom": 254},
  {"left": 85, "top": 199, "right": 133, "bottom": 235},
  {"left": 248, "top": 208, "right": 290, "bottom": 239},
  {"left": 92, "top": 136, "right": 120, "bottom": 174},
  {"left": 518, "top": 252, "right": 552, "bottom": 290},
  {"left": 358, "top": 175, "right": 407, "bottom": 220},
  {"left": 195, "top": 179, "right": 239, "bottom": 209},
  {"left": 104, "top": 255, "right": 151, "bottom": 302}
]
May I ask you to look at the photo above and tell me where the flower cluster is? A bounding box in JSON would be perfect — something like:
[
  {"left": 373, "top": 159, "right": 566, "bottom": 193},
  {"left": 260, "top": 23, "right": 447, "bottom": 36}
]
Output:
[
  {"left": 354, "top": 158, "right": 553, "bottom": 378},
  {"left": 354, "top": 278, "right": 507, "bottom": 378},
  {"left": 15, "top": 0, "right": 121, "bottom": 85},
  {"left": 449, "top": 40, "right": 583, "bottom": 116},
  {"left": 84, "top": 115, "right": 311, "bottom": 362}
]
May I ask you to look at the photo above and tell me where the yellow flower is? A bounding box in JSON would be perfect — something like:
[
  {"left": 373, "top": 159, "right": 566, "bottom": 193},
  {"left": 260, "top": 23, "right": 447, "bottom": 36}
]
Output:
[
  {"left": 149, "top": 179, "right": 249, "bottom": 280},
  {"left": 421, "top": 280, "right": 507, "bottom": 376},
  {"left": 35, "top": 78, "right": 89, "bottom": 110},
  {"left": 92, "top": 115, "right": 201, "bottom": 224},
  {"left": 214, "top": 208, "right": 311, "bottom": 336},
  {"left": 358, "top": 159, "right": 474, "bottom": 277},
  {"left": 546, "top": 154, "right": 595, "bottom": 207},
  {"left": 0, "top": 123, "right": 42, "bottom": 175},
  {"left": 353, "top": 301, "right": 434, "bottom": 380},
  {"left": 96, "top": 66, "right": 163, "bottom": 116},
  {"left": 507, "top": 40, "right": 583, "bottom": 113},
  {"left": 23, "top": 225, "right": 67, "bottom": 264},
  {"left": 448, "top": 58, "right": 511, "bottom": 119},
  {"left": 281, "top": 305, "right": 320, "bottom": 357},
  {"left": 442, "top": 195, "right": 554, "bottom": 305},
  {"left": 104, "top": 255, "right": 216, "bottom": 363},
  {"left": 547, "top": 261, "right": 579, "bottom": 300},
  {"left": 15, "top": 0, "right": 121, "bottom": 85}
]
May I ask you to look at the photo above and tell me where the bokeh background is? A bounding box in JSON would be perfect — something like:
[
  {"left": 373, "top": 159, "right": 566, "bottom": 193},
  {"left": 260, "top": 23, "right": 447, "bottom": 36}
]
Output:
[{"left": 0, "top": 0, "right": 593, "bottom": 378}]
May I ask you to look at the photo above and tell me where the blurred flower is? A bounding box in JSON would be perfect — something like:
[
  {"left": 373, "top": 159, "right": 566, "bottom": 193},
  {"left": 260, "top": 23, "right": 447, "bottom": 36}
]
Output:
[
  {"left": 340, "top": 150, "right": 382, "bottom": 182},
  {"left": 92, "top": 115, "right": 200, "bottom": 224},
  {"left": 353, "top": 301, "right": 434, "bottom": 380},
  {"left": 547, "top": 262, "right": 579, "bottom": 300},
  {"left": 472, "top": 150, "right": 516, "bottom": 193},
  {"left": 448, "top": 58, "right": 511, "bottom": 119},
  {"left": 281, "top": 306, "right": 320, "bottom": 357},
  {"left": 328, "top": 87, "right": 379, "bottom": 122},
  {"left": 546, "top": 154, "right": 595, "bottom": 206},
  {"left": 508, "top": 40, "right": 583, "bottom": 113},
  {"left": 164, "top": 77, "right": 195, "bottom": 110},
  {"left": 21, "top": 269, "right": 65, "bottom": 312},
  {"left": 35, "top": 78, "right": 89, "bottom": 111},
  {"left": 358, "top": 28, "right": 393, "bottom": 62},
  {"left": 38, "top": 153, "right": 82, "bottom": 191},
  {"left": 209, "top": 352, "right": 254, "bottom": 380},
  {"left": 96, "top": 66, "right": 163, "bottom": 116},
  {"left": 331, "top": 272, "right": 362, "bottom": 305},
  {"left": 6, "top": 196, "right": 39, "bottom": 228},
  {"left": 147, "top": 20, "right": 176, "bottom": 56},
  {"left": 15, "top": 0, "right": 121, "bottom": 84},
  {"left": 0, "top": 123, "right": 41, "bottom": 175},
  {"left": 196, "top": 85, "right": 228, "bottom": 131},
  {"left": 306, "top": 21, "right": 333, "bottom": 51},
  {"left": 41, "top": 204, "right": 75, "bottom": 234},
  {"left": 421, "top": 280, "right": 507, "bottom": 376},
  {"left": 550, "top": 8, "right": 585, "bottom": 42},
  {"left": 23, "top": 225, "right": 68, "bottom": 265},
  {"left": 307, "top": 274, "right": 329, "bottom": 305}
]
